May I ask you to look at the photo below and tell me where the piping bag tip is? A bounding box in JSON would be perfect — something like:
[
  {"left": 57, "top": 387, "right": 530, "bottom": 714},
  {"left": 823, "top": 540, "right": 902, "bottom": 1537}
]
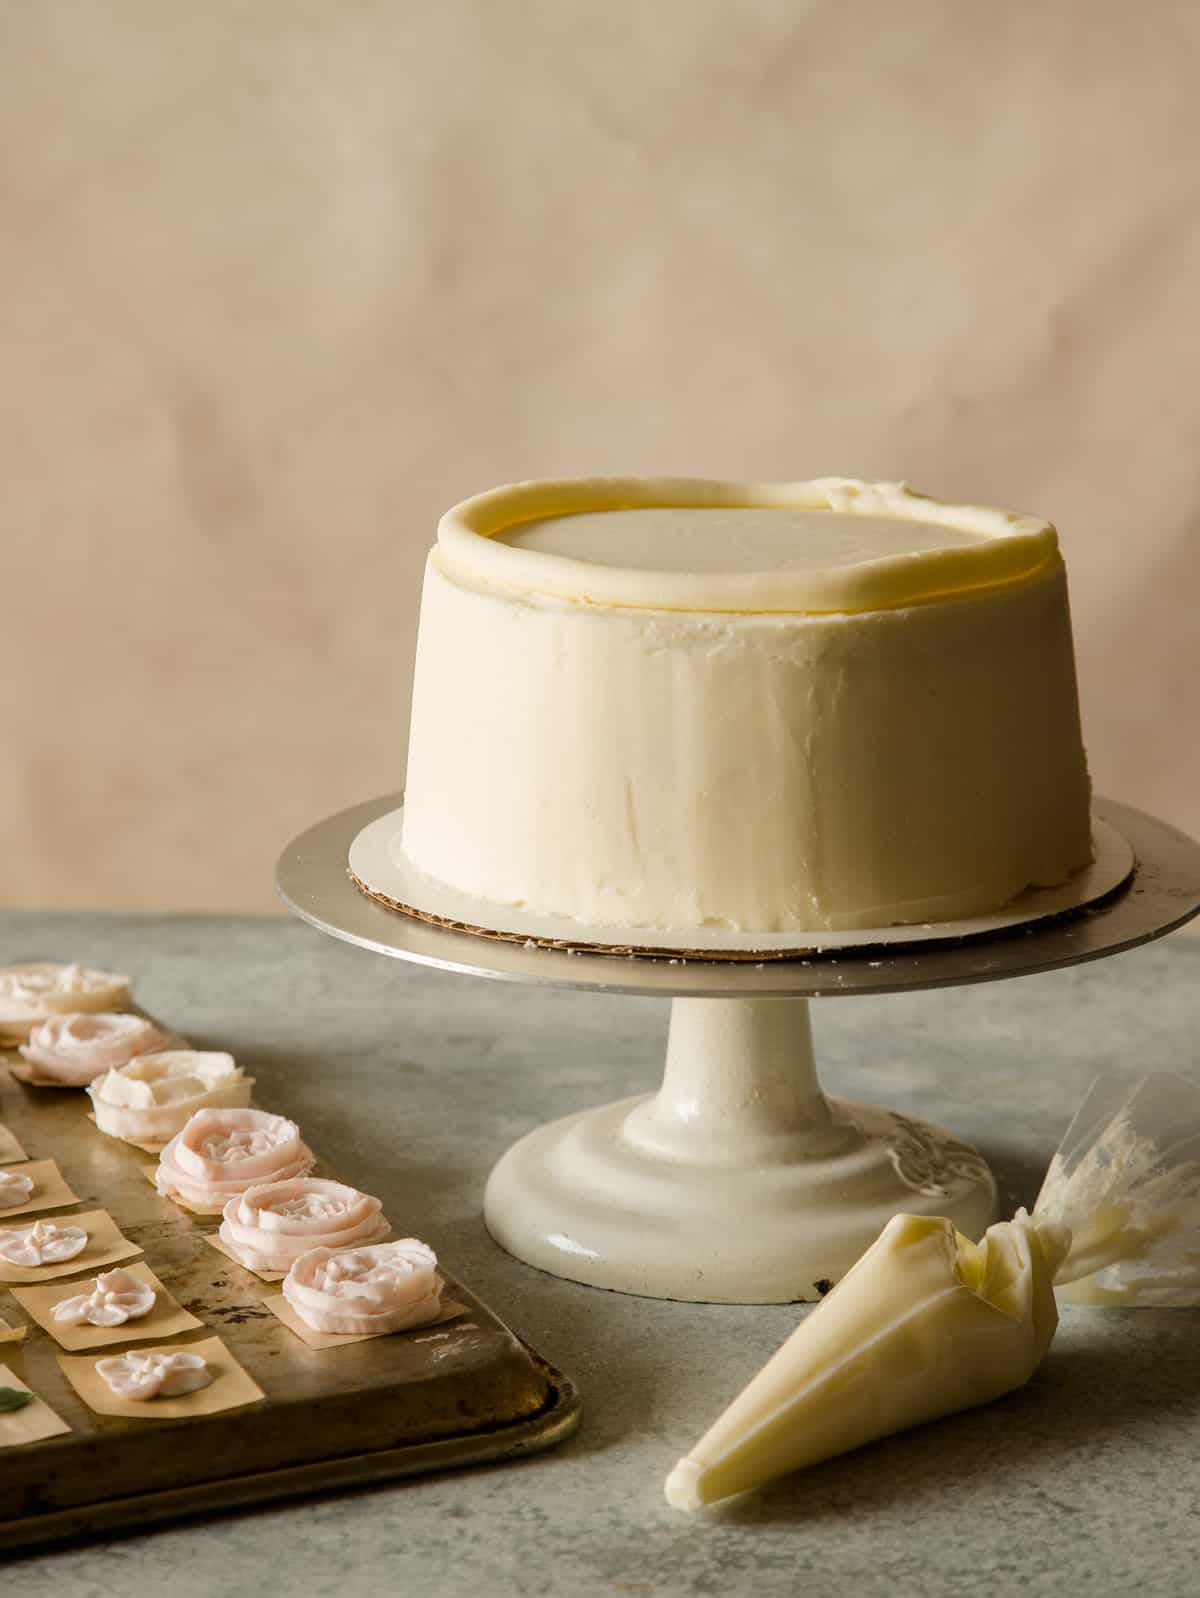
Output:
[{"left": 664, "top": 1458, "right": 705, "bottom": 1512}]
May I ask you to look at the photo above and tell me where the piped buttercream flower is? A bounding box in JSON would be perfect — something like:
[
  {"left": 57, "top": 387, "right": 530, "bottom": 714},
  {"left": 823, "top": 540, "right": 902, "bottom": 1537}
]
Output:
[
  {"left": 0, "top": 1219, "right": 88, "bottom": 1267},
  {"left": 0, "top": 1171, "right": 34, "bottom": 1210},
  {"left": 155, "top": 1108, "right": 314, "bottom": 1211},
  {"left": 0, "top": 963, "right": 130, "bottom": 1043},
  {"left": 219, "top": 1178, "right": 389, "bottom": 1273},
  {"left": 89, "top": 1051, "right": 252, "bottom": 1150},
  {"left": 95, "top": 1350, "right": 212, "bottom": 1401},
  {"left": 52, "top": 1268, "right": 156, "bottom": 1328},
  {"left": 20, "top": 1013, "right": 169, "bottom": 1088},
  {"left": 282, "top": 1238, "right": 444, "bottom": 1335}
]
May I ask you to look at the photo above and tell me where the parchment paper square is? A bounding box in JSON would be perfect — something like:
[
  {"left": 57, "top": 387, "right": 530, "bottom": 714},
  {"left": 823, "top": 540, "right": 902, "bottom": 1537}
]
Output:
[
  {"left": 13, "top": 1261, "right": 204, "bottom": 1351},
  {"left": 58, "top": 1335, "right": 265, "bottom": 1419},
  {"left": 7, "top": 1059, "right": 75, "bottom": 1088},
  {"left": 92, "top": 1115, "right": 167, "bottom": 1156},
  {"left": 0, "top": 1159, "right": 79, "bottom": 1219},
  {"left": 0, "top": 1124, "right": 27, "bottom": 1164},
  {"left": 202, "top": 1231, "right": 286, "bottom": 1282},
  {"left": 0, "top": 1209, "right": 142, "bottom": 1285},
  {"left": 138, "top": 1163, "right": 224, "bottom": 1216},
  {"left": 263, "top": 1293, "right": 467, "bottom": 1349},
  {"left": 0, "top": 1362, "right": 70, "bottom": 1446}
]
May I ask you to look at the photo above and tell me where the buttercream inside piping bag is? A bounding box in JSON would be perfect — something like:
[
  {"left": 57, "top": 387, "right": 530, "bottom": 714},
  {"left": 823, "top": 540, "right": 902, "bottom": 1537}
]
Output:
[{"left": 666, "top": 1072, "right": 1200, "bottom": 1512}]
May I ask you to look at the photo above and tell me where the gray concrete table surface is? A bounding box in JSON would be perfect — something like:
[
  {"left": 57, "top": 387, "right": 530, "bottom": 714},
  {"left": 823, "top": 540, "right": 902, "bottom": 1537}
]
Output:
[{"left": 3, "top": 911, "right": 1199, "bottom": 1598}]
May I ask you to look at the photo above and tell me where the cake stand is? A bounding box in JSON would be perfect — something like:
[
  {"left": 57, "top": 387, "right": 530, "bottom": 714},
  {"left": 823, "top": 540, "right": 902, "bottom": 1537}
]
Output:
[{"left": 277, "top": 795, "right": 1200, "bottom": 1303}]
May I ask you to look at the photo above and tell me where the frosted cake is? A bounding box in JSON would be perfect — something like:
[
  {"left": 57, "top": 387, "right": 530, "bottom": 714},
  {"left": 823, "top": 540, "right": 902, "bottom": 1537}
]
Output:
[{"left": 399, "top": 477, "right": 1092, "bottom": 934}]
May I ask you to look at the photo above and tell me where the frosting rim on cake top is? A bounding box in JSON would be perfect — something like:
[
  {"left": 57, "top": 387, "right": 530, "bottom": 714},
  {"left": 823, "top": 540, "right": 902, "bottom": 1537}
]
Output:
[{"left": 434, "top": 476, "right": 1060, "bottom": 615}]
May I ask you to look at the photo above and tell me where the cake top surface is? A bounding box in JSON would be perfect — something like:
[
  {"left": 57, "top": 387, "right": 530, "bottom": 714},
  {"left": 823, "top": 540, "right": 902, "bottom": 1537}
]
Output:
[
  {"left": 496, "top": 506, "right": 986, "bottom": 575},
  {"left": 435, "top": 477, "right": 1060, "bottom": 614}
]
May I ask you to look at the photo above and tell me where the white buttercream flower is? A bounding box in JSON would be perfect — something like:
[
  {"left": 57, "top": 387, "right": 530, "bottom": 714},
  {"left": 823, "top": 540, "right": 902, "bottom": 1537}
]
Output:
[
  {"left": 0, "top": 963, "right": 131, "bottom": 1043},
  {"left": 0, "top": 1171, "right": 34, "bottom": 1210},
  {"left": 19, "top": 1013, "right": 168, "bottom": 1088},
  {"left": 89, "top": 1051, "right": 251, "bottom": 1149},
  {"left": 0, "top": 1219, "right": 88, "bottom": 1267},
  {"left": 219, "top": 1178, "right": 389, "bottom": 1273},
  {"left": 95, "top": 1350, "right": 212, "bottom": 1401},
  {"left": 155, "top": 1108, "right": 314, "bottom": 1210},
  {"left": 51, "top": 1269, "right": 156, "bottom": 1328},
  {"left": 282, "top": 1238, "right": 443, "bottom": 1335}
]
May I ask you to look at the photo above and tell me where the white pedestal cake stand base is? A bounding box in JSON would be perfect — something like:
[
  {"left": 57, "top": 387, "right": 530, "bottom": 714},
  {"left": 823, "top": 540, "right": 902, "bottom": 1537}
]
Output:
[
  {"left": 485, "top": 997, "right": 997, "bottom": 1301},
  {"left": 277, "top": 795, "right": 1200, "bottom": 1304}
]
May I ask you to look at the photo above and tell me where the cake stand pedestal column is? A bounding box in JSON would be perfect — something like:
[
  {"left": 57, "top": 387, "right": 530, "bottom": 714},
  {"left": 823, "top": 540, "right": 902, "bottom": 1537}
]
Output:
[{"left": 483, "top": 996, "right": 995, "bottom": 1302}]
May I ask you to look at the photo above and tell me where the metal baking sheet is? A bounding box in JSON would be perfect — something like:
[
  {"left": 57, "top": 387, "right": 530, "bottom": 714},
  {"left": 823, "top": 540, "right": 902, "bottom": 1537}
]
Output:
[{"left": 0, "top": 1053, "right": 580, "bottom": 1553}]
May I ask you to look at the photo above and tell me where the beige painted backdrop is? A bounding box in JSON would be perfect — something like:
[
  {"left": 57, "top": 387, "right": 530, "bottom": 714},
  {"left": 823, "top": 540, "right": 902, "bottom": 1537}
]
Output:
[{"left": 4, "top": 1, "right": 1199, "bottom": 913}]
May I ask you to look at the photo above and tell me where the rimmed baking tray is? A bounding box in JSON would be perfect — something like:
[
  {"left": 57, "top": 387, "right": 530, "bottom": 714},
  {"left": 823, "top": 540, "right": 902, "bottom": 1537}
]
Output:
[{"left": 0, "top": 1053, "right": 580, "bottom": 1554}]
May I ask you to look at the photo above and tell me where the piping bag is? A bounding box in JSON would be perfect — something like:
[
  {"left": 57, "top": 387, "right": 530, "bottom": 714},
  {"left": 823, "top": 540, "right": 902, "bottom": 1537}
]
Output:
[{"left": 666, "top": 1072, "right": 1200, "bottom": 1512}]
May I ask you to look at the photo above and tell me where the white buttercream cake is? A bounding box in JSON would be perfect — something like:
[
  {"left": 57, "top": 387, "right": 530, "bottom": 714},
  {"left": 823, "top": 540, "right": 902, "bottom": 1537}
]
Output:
[{"left": 399, "top": 477, "right": 1092, "bottom": 934}]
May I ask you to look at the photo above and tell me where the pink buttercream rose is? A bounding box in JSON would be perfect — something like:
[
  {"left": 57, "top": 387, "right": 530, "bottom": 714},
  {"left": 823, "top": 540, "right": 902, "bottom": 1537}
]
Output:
[
  {"left": 0, "top": 962, "right": 131, "bottom": 1043},
  {"left": 219, "top": 1178, "right": 389, "bottom": 1273},
  {"left": 155, "top": 1108, "right": 315, "bottom": 1213},
  {"left": 282, "top": 1238, "right": 443, "bottom": 1335},
  {"left": 88, "top": 1050, "right": 251, "bottom": 1150},
  {"left": 19, "top": 1013, "right": 169, "bottom": 1087}
]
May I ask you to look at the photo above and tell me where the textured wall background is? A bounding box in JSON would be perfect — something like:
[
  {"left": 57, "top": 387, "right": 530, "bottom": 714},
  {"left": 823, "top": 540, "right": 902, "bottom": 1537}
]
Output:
[{"left": 4, "top": 1, "right": 1199, "bottom": 913}]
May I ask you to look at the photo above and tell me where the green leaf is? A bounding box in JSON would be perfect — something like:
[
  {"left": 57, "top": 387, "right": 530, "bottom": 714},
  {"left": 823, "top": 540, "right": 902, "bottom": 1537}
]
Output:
[{"left": 0, "top": 1386, "right": 33, "bottom": 1412}]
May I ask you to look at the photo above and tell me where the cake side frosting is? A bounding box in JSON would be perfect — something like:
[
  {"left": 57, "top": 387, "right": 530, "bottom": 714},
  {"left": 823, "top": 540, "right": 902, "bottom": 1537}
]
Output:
[{"left": 400, "top": 478, "right": 1092, "bottom": 935}]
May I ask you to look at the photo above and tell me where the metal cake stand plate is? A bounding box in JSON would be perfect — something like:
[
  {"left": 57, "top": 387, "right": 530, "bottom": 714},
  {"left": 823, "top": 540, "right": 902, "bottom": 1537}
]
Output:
[{"left": 277, "top": 795, "right": 1200, "bottom": 1304}]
